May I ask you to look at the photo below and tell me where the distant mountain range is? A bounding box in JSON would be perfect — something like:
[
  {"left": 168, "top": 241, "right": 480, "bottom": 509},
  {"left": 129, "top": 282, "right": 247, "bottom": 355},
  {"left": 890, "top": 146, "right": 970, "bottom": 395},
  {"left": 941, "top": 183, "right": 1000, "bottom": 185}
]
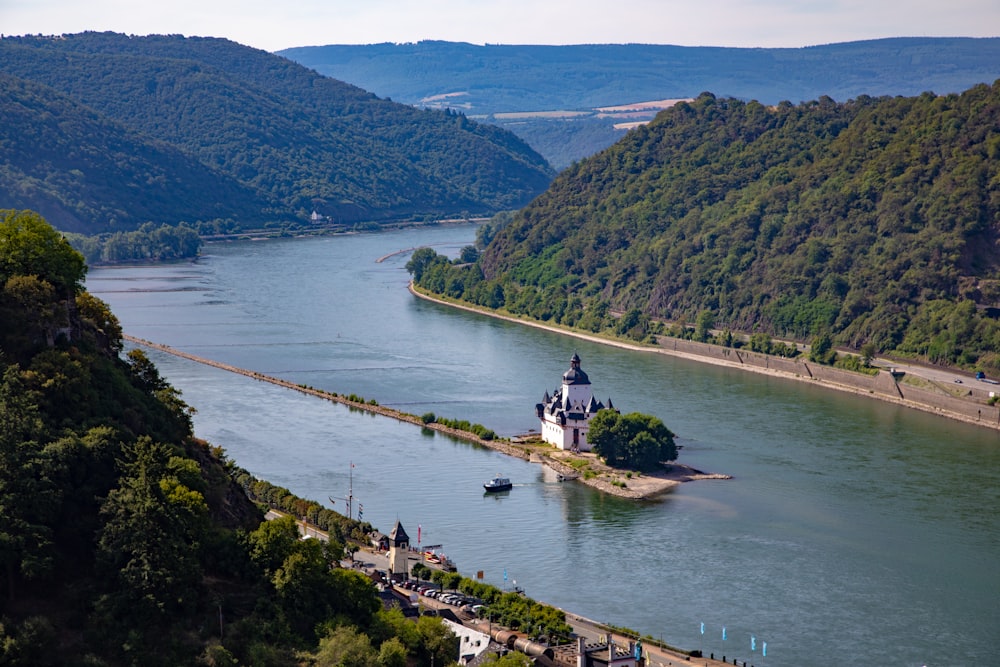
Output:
[
  {"left": 280, "top": 39, "right": 1000, "bottom": 167},
  {"left": 0, "top": 33, "right": 554, "bottom": 234}
]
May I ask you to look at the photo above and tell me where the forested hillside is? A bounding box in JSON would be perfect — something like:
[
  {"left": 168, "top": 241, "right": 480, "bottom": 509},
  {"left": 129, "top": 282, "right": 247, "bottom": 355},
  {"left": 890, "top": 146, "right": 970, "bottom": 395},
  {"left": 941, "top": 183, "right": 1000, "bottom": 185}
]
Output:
[
  {"left": 0, "top": 209, "right": 451, "bottom": 665},
  {"left": 0, "top": 74, "right": 271, "bottom": 233},
  {"left": 0, "top": 33, "right": 554, "bottom": 234},
  {"left": 413, "top": 83, "right": 1000, "bottom": 372},
  {"left": 1, "top": 208, "right": 580, "bottom": 665}
]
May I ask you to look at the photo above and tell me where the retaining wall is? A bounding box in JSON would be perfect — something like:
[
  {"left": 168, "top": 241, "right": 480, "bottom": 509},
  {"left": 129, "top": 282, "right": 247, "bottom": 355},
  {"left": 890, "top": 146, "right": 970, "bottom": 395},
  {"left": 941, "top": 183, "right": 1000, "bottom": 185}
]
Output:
[{"left": 656, "top": 336, "right": 999, "bottom": 430}]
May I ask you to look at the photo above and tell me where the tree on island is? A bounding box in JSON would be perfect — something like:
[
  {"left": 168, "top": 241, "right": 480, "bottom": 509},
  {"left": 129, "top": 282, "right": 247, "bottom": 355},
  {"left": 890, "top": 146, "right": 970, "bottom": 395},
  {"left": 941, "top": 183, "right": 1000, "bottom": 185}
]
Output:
[{"left": 588, "top": 410, "right": 677, "bottom": 472}]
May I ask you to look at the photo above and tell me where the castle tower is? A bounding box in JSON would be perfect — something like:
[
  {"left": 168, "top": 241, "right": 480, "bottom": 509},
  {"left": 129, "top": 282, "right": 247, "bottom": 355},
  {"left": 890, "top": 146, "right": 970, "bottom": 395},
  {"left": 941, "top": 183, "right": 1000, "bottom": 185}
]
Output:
[
  {"left": 535, "top": 353, "right": 613, "bottom": 452},
  {"left": 387, "top": 519, "right": 410, "bottom": 579}
]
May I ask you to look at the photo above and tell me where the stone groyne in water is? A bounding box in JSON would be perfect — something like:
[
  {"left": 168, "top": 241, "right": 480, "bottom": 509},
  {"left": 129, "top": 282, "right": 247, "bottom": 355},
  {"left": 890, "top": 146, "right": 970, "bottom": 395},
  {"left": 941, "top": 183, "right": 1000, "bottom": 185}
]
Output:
[{"left": 124, "top": 335, "right": 713, "bottom": 499}]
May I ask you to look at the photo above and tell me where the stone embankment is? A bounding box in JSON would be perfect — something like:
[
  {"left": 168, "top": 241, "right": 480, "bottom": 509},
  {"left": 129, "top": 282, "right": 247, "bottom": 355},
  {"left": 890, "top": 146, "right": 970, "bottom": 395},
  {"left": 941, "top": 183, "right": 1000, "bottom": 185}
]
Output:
[
  {"left": 125, "top": 334, "right": 530, "bottom": 458},
  {"left": 408, "top": 284, "right": 1000, "bottom": 432}
]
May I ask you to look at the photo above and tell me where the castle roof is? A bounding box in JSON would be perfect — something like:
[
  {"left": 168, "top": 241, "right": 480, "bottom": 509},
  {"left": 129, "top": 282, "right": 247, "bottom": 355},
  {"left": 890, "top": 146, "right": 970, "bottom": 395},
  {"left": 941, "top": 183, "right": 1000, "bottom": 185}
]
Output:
[{"left": 562, "top": 352, "right": 590, "bottom": 385}]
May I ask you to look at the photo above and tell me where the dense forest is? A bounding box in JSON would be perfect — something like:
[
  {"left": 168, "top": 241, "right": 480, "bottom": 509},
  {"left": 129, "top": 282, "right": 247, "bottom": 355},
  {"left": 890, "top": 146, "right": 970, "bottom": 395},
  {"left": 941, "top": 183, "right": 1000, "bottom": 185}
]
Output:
[
  {"left": 281, "top": 38, "right": 1000, "bottom": 167},
  {"left": 0, "top": 208, "right": 578, "bottom": 665},
  {"left": 0, "top": 73, "right": 270, "bottom": 234},
  {"left": 63, "top": 222, "right": 203, "bottom": 264},
  {"left": 0, "top": 33, "right": 554, "bottom": 235},
  {"left": 0, "top": 209, "right": 437, "bottom": 664},
  {"left": 411, "top": 83, "right": 1000, "bottom": 373}
]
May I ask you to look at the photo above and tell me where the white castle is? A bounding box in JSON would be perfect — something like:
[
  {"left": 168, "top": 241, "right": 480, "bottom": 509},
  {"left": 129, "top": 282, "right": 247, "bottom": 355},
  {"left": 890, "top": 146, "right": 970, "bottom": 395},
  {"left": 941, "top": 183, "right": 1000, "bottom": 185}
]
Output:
[{"left": 535, "top": 353, "right": 614, "bottom": 452}]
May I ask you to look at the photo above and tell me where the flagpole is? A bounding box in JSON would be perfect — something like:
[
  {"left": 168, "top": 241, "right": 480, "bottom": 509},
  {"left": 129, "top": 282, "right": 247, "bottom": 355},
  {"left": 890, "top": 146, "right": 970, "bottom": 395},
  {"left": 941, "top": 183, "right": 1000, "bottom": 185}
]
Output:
[{"left": 330, "top": 462, "right": 357, "bottom": 521}]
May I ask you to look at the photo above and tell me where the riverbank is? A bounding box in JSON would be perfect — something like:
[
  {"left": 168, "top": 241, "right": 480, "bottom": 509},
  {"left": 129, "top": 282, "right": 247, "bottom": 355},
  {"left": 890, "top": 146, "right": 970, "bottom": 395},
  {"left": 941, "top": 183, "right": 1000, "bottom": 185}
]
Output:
[
  {"left": 124, "top": 335, "right": 710, "bottom": 500},
  {"left": 408, "top": 283, "right": 1000, "bottom": 432}
]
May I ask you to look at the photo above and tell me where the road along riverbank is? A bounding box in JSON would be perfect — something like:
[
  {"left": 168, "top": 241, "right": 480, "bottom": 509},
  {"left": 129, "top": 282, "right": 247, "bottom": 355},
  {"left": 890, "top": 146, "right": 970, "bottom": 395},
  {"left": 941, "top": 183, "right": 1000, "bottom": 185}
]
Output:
[
  {"left": 408, "top": 283, "right": 1000, "bottom": 432},
  {"left": 266, "top": 508, "right": 736, "bottom": 667},
  {"left": 124, "top": 335, "right": 723, "bottom": 499}
]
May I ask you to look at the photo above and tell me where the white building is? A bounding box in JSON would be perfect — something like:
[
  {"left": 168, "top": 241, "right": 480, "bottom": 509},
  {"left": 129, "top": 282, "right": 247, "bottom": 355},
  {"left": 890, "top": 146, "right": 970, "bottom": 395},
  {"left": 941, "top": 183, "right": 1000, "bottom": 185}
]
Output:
[
  {"left": 442, "top": 619, "right": 492, "bottom": 665},
  {"left": 535, "top": 353, "right": 614, "bottom": 452}
]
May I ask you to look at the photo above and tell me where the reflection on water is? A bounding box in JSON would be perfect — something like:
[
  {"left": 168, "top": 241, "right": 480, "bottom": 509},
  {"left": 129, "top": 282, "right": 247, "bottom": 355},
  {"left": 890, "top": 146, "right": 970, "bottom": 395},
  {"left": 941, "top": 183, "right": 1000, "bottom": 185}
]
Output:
[{"left": 88, "top": 227, "right": 1000, "bottom": 666}]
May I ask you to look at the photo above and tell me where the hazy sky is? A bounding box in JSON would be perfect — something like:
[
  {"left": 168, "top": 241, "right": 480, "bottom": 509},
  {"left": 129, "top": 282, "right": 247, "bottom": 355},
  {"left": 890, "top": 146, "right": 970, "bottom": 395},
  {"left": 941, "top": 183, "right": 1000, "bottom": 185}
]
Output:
[{"left": 3, "top": 0, "right": 998, "bottom": 52}]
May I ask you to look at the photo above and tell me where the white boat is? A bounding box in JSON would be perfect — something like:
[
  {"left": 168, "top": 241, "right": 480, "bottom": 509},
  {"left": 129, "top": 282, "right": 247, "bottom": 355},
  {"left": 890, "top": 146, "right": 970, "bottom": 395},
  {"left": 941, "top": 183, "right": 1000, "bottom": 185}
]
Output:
[{"left": 483, "top": 475, "right": 512, "bottom": 492}]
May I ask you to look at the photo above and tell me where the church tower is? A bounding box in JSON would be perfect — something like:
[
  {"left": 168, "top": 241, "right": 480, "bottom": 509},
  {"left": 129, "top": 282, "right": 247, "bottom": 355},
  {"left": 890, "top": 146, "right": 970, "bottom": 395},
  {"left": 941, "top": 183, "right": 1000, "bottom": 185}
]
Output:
[{"left": 387, "top": 519, "right": 410, "bottom": 579}]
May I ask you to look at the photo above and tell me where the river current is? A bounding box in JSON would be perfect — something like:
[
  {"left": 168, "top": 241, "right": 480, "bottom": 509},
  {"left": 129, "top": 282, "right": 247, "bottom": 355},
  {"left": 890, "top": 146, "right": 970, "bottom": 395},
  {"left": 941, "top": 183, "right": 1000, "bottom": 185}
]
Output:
[{"left": 87, "top": 224, "right": 1000, "bottom": 667}]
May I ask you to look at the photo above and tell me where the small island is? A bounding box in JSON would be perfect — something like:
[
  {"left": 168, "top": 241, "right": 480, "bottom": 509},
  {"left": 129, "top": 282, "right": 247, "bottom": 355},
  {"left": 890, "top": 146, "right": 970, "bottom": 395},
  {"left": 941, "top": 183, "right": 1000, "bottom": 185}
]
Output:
[{"left": 526, "top": 352, "right": 730, "bottom": 498}]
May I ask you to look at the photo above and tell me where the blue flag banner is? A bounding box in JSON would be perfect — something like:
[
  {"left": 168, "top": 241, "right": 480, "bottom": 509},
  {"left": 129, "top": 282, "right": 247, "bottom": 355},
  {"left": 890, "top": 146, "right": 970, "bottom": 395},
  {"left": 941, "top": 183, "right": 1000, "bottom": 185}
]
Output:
[
  {"left": 700, "top": 622, "right": 704, "bottom": 635},
  {"left": 503, "top": 569, "right": 508, "bottom": 581},
  {"left": 751, "top": 635, "right": 756, "bottom": 652},
  {"left": 763, "top": 641, "right": 767, "bottom": 657},
  {"left": 722, "top": 627, "right": 727, "bottom": 641}
]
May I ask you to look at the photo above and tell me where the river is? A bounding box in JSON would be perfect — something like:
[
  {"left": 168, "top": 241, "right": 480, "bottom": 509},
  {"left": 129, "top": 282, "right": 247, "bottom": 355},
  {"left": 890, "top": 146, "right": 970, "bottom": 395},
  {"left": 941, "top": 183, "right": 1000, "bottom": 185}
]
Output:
[{"left": 86, "top": 224, "right": 1000, "bottom": 667}]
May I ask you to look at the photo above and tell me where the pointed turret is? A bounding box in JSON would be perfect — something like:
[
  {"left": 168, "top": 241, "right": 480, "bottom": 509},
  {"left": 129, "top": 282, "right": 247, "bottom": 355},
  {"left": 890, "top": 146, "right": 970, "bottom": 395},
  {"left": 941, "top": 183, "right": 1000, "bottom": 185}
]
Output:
[{"left": 388, "top": 519, "right": 409, "bottom": 548}]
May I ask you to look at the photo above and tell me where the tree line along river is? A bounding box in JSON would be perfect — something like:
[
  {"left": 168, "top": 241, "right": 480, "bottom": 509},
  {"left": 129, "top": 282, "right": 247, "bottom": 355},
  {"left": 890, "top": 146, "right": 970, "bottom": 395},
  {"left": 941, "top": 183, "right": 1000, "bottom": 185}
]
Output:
[{"left": 86, "top": 224, "right": 1000, "bottom": 667}]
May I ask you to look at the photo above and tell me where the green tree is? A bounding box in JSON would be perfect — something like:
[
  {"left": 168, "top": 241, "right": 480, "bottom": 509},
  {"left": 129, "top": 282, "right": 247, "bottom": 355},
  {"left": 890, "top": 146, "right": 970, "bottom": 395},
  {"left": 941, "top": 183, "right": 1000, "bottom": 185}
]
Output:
[
  {"left": 377, "top": 636, "right": 408, "bottom": 667},
  {"left": 480, "top": 651, "right": 533, "bottom": 667},
  {"left": 860, "top": 341, "right": 878, "bottom": 366},
  {"left": 328, "top": 568, "right": 381, "bottom": 628},
  {"left": 75, "top": 292, "right": 123, "bottom": 353},
  {"left": 410, "top": 561, "right": 431, "bottom": 581},
  {"left": 272, "top": 538, "right": 340, "bottom": 637},
  {"left": 313, "top": 625, "right": 377, "bottom": 667},
  {"left": 443, "top": 571, "right": 463, "bottom": 590},
  {"left": 0, "top": 366, "right": 56, "bottom": 602},
  {"left": 371, "top": 607, "right": 420, "bottom": 653},
  {"left": 246, "top": 515, "right": 301, "bottom": 576},
  {"left": 126, "top": 348, "right": 196, "bottom": 434},
  {"left": 96, "top": 437, "right": 207, "bottom": 626},
  {"left": 809, "top": 332, "right": 836, "bottom": 365},
  {"left": 2, "top": 275, "right": 63, "bottom": 349},
  {"left": 0, "top": 210, "right": 87, "bottom": 295},
  {"left": 588, "top": 410, "right": 677, "bottom": 471},
  {"left": 695, "top": 309, "right": 715, "bottom": 342},
  {"left": 459, "top": 245, "right": 480, "bottom": 263},
  {"left": 406, "top": 248, "right": 446, "bottom": 282},
  {"left": 414, "top": 615, "right": 459, "bottom": 667}
]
